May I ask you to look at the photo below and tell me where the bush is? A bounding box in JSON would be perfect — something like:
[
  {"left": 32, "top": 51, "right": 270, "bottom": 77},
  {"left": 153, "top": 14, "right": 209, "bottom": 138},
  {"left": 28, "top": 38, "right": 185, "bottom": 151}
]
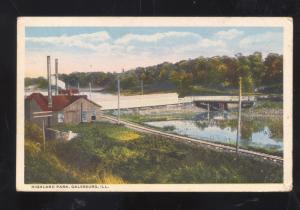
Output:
[
  {"left": 25, "top": 121, "right": 43, "bottom": 144},
  {"left": 26, "top": 121, "right": 282, "bottom": 184}
]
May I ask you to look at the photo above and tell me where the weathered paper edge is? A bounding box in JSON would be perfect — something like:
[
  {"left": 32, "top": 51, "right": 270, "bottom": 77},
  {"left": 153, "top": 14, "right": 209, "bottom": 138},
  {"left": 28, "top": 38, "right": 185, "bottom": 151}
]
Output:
[{"left": 16, "top": 17, "right": 293, "bottom": 192}]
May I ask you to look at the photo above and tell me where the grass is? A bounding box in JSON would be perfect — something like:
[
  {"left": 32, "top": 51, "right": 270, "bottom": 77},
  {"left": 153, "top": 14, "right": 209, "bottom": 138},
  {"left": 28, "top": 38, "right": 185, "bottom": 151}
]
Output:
[
  {"left": 25, "top": 139, "right": 126, "bottom": 184},
  {"left": 25, "top": 121, "right": 283, "bottom": 184},
  {"left": 107, "top": 130, "right": 141, "bottom": 141},
  {"left": 189, "top": 85, "right": 238, "bottom": 96},
  {"left": 242, "top": 100, "right": 283, "bottom": 120},
  {"left": 119, "top": 114, "right": 169, "bottom": 123},
  {"left": 107, "top": 109, "right": 283, "bottom": 156},
  {"left": 254, "top": 100, "right": 283, "bottom": 109},
  {"left": 112, "top": 112, "right": 197, "bottom": 124}
]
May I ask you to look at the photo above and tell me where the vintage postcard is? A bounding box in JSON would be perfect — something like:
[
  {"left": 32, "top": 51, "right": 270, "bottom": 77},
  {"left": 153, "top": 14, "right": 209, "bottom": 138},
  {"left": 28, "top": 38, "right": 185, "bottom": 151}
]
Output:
[{"left": 16, "top": 17, "right": 293, "bottom": 192}]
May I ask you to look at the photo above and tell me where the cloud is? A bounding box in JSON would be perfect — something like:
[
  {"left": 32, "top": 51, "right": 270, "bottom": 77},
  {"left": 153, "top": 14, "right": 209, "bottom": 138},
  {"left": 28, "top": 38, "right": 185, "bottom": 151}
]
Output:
[
  {"left": 26, "top": 31, "right": 111, "bottom": 50},
  {"left": 175, "top": 38, "right": 227, "bottom": 55},
  {"left": 215, "top": 29, "right": 244, "bottom": 40},
  {"left": 197, "top": 38, "right": 226, "bottom": 48},
  {"left": 238, "top": 32, "right": 282, "bottom": 55},
  {"left": 114, "top": 31, "right": 200, "bottom": 45},
  {"left": 26, "top": 30, "right": 216, "bottom": 57},
  {"left": 239, "top": 32, "right": 282, "bottom": 48},
  {"left": 25, "top": 28, "right": 283, "bottom": 77}
]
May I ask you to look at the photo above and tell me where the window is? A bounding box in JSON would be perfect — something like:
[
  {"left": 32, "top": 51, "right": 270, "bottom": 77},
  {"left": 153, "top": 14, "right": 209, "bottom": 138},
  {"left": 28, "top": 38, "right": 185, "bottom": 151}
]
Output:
[
  {"left": 91, "top": 110, "right": 96, "bottom": 121},
  {"left": 82, "top": 111, "right": 87, "bottom": 122},
  {"left": 58, "top": 112, "right": 64, "bottom": 123}
]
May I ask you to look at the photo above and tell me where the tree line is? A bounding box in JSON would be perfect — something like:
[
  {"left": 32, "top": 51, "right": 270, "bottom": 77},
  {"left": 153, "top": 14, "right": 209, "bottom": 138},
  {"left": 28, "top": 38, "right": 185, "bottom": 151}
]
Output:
[{"left": 25, "top": 52, "right": 283, "bottom": 95}]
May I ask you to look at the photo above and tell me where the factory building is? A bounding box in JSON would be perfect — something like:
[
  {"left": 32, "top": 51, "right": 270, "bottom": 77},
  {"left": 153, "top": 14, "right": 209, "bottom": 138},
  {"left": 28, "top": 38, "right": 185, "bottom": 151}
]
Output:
[
  {"left": 25, "top": 56, "right": 101, "bottom": 127},
  {"left": 25, "top": 93, "right": 101, "bottom": 126}
]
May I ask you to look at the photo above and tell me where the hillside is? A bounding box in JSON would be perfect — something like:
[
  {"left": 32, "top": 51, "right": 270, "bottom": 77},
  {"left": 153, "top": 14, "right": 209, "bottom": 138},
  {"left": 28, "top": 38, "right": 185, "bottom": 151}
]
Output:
[
  {"left": 25, "top": 52, "right": 283, "bottom": 96},
  {"left": 25, "top": 121, "right": 282, "bottom": 184}
]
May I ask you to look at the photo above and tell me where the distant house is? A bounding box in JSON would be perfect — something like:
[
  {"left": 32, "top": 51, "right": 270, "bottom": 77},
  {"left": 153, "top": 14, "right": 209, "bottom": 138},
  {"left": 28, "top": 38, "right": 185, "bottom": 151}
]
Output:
[
  {"left": 59, "top": 88, "right": 79, "bottom": 95},
  {"left": 25, "top": 93, "right": 102, "bottom": 126}
]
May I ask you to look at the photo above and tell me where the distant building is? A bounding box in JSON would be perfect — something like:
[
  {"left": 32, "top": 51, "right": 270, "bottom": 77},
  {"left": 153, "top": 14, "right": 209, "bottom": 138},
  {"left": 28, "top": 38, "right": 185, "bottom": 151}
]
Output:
[
  {"left": 59, "top": 88, "right": 79, "bottom": 95},
  {"left": 25, "top": 93, "right": 102, "bottom": 127}
]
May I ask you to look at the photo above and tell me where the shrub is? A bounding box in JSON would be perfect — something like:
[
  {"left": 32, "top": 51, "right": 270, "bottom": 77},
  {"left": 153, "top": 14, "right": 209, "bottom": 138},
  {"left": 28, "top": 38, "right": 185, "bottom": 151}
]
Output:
[{"left": 25, "top": 121, "right": 43, "bottom": 144}]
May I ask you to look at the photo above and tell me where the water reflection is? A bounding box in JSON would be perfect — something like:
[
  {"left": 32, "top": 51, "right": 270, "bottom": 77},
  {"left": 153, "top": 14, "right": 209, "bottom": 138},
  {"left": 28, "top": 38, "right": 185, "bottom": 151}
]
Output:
[{"left": 145, "top": 111, "right": 283, "bottom": 153}]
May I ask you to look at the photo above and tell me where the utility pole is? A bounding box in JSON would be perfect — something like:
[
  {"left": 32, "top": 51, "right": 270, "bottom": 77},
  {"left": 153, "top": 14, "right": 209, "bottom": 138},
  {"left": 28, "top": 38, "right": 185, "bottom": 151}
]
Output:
[
  {"left": 236, "top": 77, "right": 242, "bottom": 153},
  {"left": 89, "top": 82, "right": 92, "bottom": 100},
  {"left": 117, "top": 75, "right": 120, "bottom": 123},
  {"left": 47, "top": 56, "right": 52, "bottom": 108},
  {"left": 42, "top": 119, "right": 46, "bottom": 152},
  {"left": 207, "top": 103, "right": 210, "bottom": 121},
  {"left": 141, "top": 80, "right": 144, "bottom": 95},
  {"left": 32, "top": 111, "right": 52, "bottom": 152},
  {"left": 80, "top": 103, "right": 83, "bottom": 123},
  {"left": 55, "top": 58, "right": 58, "bottom": 95}
]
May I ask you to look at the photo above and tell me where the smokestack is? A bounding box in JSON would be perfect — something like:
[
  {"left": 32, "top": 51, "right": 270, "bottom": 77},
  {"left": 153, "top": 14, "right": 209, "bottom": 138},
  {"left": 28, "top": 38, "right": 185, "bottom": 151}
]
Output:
[
  {"left": 55, "top": 58, "right": 58, "bottom": 95},
  {"left": 47, "top": 56, "right": 52, "bottom": 108}
]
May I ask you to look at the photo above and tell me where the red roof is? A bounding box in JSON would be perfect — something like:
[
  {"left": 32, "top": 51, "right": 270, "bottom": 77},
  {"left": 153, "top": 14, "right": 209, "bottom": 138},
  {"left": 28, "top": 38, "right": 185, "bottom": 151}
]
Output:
[{"left": 26, "top": 93, "right": 101, "bottom": 111}]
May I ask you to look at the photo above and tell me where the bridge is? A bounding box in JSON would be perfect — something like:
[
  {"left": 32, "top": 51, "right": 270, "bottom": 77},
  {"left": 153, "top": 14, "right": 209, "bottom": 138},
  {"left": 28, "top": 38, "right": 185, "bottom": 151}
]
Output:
[{"left": 179, "top": 95, "right": 256, "bottom": 110}]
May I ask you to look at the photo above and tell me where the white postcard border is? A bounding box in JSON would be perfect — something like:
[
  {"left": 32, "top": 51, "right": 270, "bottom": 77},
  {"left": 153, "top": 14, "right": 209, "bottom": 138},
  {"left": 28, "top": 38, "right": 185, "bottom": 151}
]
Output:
[{"left": 17, "top": 17, "right": 293, "bottom": 192}]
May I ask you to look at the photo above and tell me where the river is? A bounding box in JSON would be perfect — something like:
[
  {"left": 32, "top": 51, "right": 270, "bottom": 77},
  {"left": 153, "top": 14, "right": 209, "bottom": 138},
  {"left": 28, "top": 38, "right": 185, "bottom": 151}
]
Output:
[
  {"left": 144, "top": 111, "right": 283, "bottom": 154},
  {"left": 26, "top": 90, "right": 283, "bottom": 154}
]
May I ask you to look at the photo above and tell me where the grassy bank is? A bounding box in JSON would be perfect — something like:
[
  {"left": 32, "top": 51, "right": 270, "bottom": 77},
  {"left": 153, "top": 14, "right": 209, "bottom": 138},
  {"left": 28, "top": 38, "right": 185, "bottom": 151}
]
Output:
[
  {"left": 106, "top": 108, "right": 283, "bottom": 156},
  {"left": 117, "top": 112, "right": 197, "bottom": 123},
  {"left": 242, "top": 100, "right": 283, "bottom": 117},
  {"left": 25, "top": 121, "right": 282, "bottom": 184}
]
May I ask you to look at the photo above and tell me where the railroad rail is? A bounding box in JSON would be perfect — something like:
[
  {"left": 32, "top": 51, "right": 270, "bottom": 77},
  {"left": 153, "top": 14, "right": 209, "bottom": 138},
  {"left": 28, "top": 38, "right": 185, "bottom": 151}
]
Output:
[{"left": 101, "top": 114, "right": 283, "bottom": 164}]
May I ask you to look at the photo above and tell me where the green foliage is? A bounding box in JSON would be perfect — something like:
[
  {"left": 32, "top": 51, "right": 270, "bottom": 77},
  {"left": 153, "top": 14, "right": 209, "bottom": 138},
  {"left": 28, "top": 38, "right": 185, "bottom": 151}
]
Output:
[
  {"left": 25, "top": 140, "right": 79, "bottom": 184},
  {"left": 263, "top": 53, "right": 283, "bottom": 84},
  {"left": 59, "top": 71, "right": 115, "bottom": 88},
  {"left": 25, "top": 77, "right": 48, "bottom": 89},
  {"left": 25, "top": 121, "right": 43, "bottom": 144},
  {"left": 25, "top": 121, "right": 282, "bottom": 184},
  {"left": 189, "top": 85, "right": 237, "bottom": 96},
  {"left": 119, "top": 112, "right": 196, "bottom": 123},
  {"left": 25, "top": 53, "right": 283, "bottom": 96},
  {"left": 51, "top": 122, "right": 282, "bottom": 183},
  {"left": 255, "top": 100, "right": 283, "bottom": 109}
]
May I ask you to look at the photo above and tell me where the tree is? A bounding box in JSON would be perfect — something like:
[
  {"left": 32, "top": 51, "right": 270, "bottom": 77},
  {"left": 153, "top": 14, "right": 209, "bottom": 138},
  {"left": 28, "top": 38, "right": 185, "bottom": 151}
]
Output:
[
  {"left": 25, "top": 52, "right": 282, "bottom": 95},
  {"left": 248, "top": 52, "right": 265, "bottom": 86},
  {"left": 236, "top": 53, "right": 254, "bottom": 93},
  {"left": 263, "top": 53, "right": 283, "bottom": 84}
]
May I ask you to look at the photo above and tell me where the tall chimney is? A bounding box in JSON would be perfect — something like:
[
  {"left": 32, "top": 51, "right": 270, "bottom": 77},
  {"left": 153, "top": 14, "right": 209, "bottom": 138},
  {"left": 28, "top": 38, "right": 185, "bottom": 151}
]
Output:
[
  {"left": 47, "top": 56, "right": 52, "bottom": 108},
  {"left": 55, "top": 58, "right": 58, "bottom": 95}
]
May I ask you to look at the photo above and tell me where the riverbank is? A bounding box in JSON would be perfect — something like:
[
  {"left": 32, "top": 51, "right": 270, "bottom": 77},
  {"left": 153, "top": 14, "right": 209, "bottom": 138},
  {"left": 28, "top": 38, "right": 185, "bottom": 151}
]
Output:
[
  {"left": 25, "top": 121, "right": 282, "bottom": 184},
  {"left": 109, "top": 100, "right": 283, "bottom": 156},
  {"left": 242, "top": 100, "right": 283, "bottom": 118},
  {"left": 104, "top": 103, "right": 206, "bottom": 123}
]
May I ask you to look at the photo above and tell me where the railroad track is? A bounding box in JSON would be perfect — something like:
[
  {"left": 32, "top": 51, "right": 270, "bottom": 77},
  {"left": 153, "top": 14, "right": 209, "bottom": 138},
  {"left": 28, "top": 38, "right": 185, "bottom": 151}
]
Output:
[{"left": 101, "top": 115, "right": 283, "bottom": 164}]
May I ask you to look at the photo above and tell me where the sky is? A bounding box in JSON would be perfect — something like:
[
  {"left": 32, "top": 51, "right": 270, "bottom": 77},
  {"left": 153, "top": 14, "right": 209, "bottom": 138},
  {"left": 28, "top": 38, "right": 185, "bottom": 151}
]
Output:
[{"left": 25, "top": 27, "right": 283, "bottom": 78}]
